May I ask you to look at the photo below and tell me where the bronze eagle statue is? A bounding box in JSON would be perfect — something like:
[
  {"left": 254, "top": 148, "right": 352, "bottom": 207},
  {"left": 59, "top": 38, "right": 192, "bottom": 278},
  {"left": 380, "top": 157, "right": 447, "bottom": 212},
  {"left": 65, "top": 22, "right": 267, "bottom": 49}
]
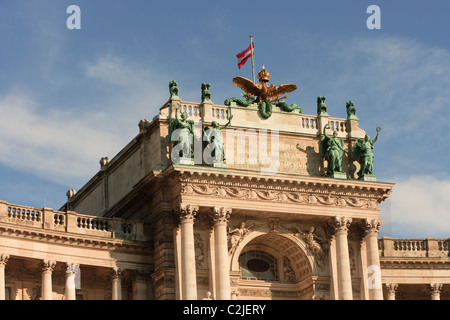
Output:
[{"left": 232, "top": 65, "right": 298, "bottom": 104}]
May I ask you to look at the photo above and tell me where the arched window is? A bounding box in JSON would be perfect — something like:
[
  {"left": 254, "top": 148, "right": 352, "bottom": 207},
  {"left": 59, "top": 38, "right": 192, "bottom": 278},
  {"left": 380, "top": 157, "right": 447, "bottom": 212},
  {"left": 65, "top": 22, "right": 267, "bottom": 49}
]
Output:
[{"left": 239, "top": 250, "right": 278, "bottom": 281}]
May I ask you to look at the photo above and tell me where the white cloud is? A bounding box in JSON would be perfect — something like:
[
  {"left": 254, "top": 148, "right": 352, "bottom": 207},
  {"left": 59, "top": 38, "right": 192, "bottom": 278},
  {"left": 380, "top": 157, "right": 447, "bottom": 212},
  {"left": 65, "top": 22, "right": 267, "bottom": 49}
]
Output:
[
  {"left": 84, "top": 54, "right": 151, "bottom": 87},
  {"left": 0, "top": 53, "right": 188, "bottom": 193},
  {"left": 329, "top": 35, "right": 450, "bottom": 134},
  {"left": 0, "top": 91, "right": 124, "bottom": 186},
  {"left": 379, "top": 175, "right": 450, "bottom": 238}
]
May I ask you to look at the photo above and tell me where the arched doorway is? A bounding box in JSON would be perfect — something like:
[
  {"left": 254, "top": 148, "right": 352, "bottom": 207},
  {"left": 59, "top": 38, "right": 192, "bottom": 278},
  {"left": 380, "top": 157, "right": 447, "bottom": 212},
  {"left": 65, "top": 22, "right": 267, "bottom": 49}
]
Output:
[{"left": 230, "top": 231, "right": 318, "bottom": 300}]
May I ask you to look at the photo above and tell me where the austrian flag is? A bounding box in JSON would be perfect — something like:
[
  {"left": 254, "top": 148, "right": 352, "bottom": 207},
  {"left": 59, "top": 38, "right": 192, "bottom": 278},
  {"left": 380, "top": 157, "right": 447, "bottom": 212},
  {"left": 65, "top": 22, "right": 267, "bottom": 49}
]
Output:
[{"left": 236, "top": 41, "right": 254, "bottom": 69}]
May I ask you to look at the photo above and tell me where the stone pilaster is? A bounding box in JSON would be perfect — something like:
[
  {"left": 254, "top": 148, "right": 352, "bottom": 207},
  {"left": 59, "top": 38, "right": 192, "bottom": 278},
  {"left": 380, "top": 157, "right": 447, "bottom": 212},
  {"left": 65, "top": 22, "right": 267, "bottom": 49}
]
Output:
[
  {"left": 209, "top": 207, "right": 232, "bottom": 300},
  {"left": 111, "top": 267, "right": 123, "bottom": 300},
  {"left": 333, "top": 216, "right": 353, "bottom": 300},
  {"left": 0, "top": 254, "right": 9, "bottom": 300},
  {"left": 41, "top": 260, "right": 56, "bottom": 300},
  {"left": 175, "top": 204, "right": 199, "bottom": 300},
  {"left": 363, "top": 218, "right": 383, "bottom": 300}
]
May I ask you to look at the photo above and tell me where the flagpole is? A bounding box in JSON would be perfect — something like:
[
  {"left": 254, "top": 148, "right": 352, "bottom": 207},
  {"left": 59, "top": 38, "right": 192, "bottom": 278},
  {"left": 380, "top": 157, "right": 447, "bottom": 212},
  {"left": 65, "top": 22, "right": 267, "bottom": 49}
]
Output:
[{"left": 250, "top": 36, "right": 255, "bottom": 83}]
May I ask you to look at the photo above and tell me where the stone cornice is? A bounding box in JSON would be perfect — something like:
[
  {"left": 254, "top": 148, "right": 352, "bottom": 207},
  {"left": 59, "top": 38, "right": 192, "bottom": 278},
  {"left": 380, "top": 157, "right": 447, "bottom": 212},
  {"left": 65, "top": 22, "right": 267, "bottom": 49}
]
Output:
[
  {"left": 165, "top": 165, "right": 393, "bottom": 212},
  {"left": 380, "top": 258, "right": 450, "bottom": 270}
]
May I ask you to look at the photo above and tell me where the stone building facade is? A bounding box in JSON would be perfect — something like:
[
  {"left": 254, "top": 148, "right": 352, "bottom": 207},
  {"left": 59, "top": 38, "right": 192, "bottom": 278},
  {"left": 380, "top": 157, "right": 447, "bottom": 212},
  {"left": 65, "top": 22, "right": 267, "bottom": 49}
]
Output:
[{"left": 0, "top": 79, "right": 449, "bottom": 300}]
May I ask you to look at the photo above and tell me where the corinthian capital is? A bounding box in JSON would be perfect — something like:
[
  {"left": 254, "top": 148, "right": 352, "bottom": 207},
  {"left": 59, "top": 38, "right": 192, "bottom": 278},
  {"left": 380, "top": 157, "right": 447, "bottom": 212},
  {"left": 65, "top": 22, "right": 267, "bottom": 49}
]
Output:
[
  {"left": 175, "top": 204, "right": 199, "bottom": 222},
  {"left": 362, "top": 218, "right": 382, "bottom": 236},
  {"left": 385, "top": 283, "right": 398, "bottom": 294},
  {"left": 333, "top": 216, "right": 352, "bottom": 233},
  {"left": 209, "top": 207, "right": 231, "bottom": 225},
  {"left": 0, "top": 254, "right": 9, "bottom": 267},
  {"left": 111, "top": 267, "right": 123, "bottom": 280},
  {"left": 41, "top": 260, "right": 56, "bottom": 273},
  {"left": 429, "top": 283, "right": 443, "bottom": 295}
]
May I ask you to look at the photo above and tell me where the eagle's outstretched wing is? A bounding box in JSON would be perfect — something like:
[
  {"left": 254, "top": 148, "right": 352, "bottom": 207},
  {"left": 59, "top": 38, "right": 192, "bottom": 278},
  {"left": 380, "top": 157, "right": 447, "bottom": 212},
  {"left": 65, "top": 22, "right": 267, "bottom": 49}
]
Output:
[
  {"left": 268, "top": 84, "right": 298, "bottom": 99},
  {"left": 232, "top": 76, "right": 261, "bottom": 96}
]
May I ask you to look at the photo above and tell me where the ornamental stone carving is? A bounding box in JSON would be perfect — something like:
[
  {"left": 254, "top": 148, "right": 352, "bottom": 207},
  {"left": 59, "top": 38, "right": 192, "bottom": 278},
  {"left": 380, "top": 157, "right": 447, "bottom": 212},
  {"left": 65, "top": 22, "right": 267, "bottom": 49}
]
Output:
[
  {"left": 227, "top": 221, "right": 254, "bottom": 254},
  {"left": 174, "top": 204, "right": 199, "bottom": 223},
  {"left": 194, "top": 233, "right": 207, "bottom": 269},
  {"left": 331, "top": 216, "right": 352, "bottom": 234},
  {"left": 0, "top": 254, "right": 9, "bottom": 267},
  {"left": 292, "top": 224, "right": 330, "bottom": 271},
  {"left": 209, "top": 207, "right": 231, "bottom": 225},
  {"left": 110, "top": 267, "right": 123, "bottom": 280},
  {"left": 282, "top": 257, "right": 297, "bottom": 283},
  {"left": 181, "top": 183, "right": 379, "bottom": 210},
  {"left": 429, "top": 283, "right": 443, "bottom": 296},
  {"left": 362, "top": 218, "right": 382, "bottom": 236},
  {"left": 41, "top": 260, "right": 56, "bottom": 273}
]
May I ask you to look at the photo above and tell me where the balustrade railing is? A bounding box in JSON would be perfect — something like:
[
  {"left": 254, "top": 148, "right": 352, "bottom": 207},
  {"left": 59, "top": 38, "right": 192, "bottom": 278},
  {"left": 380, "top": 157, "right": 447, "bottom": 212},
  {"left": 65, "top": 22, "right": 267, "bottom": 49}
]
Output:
[
  {"left": 0, "top": 201, "right": 146, "bottom": 241},
  {"left": 328, "top": 118, "right": 347, "bottom": 133},
  {"left": 167, "top": 99, "right": 357, "bottom": 137},
  {"left": 379, "top": 237, "right": 450, "bottom": 258}
]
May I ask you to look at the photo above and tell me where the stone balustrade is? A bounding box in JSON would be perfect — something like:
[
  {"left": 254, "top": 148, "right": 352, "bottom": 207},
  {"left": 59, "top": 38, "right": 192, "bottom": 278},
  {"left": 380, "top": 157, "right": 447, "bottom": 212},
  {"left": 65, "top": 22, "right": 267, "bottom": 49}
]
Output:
[
  {"left": 159, "top": 98, "right": 362, "bottom": 139},
  {"left": 0, "top": 200, "right": 147, "bottom": 241},
  {"left": 379, "top": 237, "right": 450, "bottom": 258}
]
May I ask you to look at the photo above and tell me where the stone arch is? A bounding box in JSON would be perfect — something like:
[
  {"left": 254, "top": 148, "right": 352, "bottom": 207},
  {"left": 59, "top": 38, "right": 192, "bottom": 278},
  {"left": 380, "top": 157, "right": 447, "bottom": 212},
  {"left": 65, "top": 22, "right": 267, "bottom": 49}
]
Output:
[{"left": 230, "top": 230, "right": 320, "bottom": 278}]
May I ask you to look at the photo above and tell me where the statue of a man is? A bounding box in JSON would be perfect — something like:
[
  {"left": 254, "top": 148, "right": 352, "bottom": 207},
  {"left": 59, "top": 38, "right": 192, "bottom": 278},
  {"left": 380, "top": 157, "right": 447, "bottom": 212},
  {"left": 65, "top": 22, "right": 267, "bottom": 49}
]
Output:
[
  {"left": 353, "top": 127, "right": 381, "bottom": 178},
  {"left": 317, "top": 96, "right": 327, "bottom": 115},
  {"left": 346, "top": 100, "right": 356, "bottom": 118},
  {"left": 203, "top": 108, "right": 233, "bottom": 164},
  {"left": 168, "top": 105, "right": 195, "bottom": 160},
  {"left": 320, "top": 124, "right": 347, "bottom": 176},
  {"left": 201, "top": 83, "right": 212, "bottom": 102},
  {"left": 169, "top": 80, "right": 179, "bottom": 99}
]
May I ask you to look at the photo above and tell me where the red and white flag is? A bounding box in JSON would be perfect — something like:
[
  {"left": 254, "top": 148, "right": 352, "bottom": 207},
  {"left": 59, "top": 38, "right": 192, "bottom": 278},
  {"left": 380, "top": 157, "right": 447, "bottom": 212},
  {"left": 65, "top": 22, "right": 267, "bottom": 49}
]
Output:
[{"left": 236, "top": 41, "right": 254, "bottom": 69}]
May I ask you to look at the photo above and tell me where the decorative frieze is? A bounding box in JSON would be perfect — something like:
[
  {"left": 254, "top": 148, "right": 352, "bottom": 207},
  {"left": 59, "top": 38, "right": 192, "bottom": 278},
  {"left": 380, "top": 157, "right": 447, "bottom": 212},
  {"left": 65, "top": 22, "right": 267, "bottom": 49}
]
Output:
[{"left": 182, "top": 183, "right": 380, "bottom": 209}]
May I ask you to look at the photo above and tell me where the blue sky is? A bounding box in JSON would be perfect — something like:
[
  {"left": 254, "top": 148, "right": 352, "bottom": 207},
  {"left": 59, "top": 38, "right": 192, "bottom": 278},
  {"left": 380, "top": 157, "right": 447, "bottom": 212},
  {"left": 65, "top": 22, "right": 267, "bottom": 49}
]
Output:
[{"left": 1, "top": 0, "right": 449, "bottom": 238}]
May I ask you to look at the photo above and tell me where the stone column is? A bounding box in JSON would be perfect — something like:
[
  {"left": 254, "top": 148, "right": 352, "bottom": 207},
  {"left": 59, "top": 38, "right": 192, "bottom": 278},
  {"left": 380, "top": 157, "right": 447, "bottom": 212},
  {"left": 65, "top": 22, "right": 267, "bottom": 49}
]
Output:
[
  {"left": 41, "top": 260, "right": 56, "bottom": 300},
  {"left": 333, "top": 216, "right": 353, "bottom": 300},
  {"left": 65, "top": 262, "right": 78, "bottom": 300},
  {"left": 0, "top": 254, "right": 9, "bottom": 300},
  {"left": 175, "top": 204, "right": 199, "bottom": 300},
  {"left": 210, "top": 207, "right": 231, "bottom": 300},
  {"left": 111, "top": 268, "right": 123, "bottom": 300},
  {"left": 363, "top": 219, "right": 383, "bottom": 300},
  {"left": 385, "top": 283, "right": 398, "bottom": 300},
  {"left": 429, "top": 283, "right": 442, "bottom": 300}
]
